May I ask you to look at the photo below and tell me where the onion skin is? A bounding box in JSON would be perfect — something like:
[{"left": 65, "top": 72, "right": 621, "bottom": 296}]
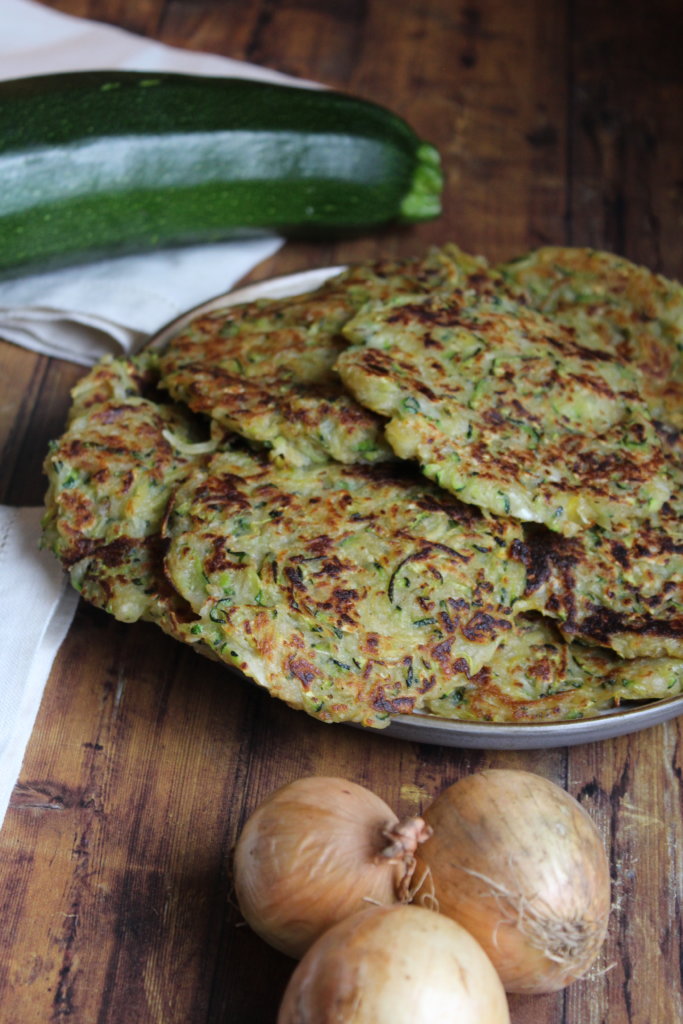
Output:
[
  {"left": 413, "top": 769, "right": 611, "bottom": 994},
  {"left": 233, "top": 776, "right": 429, "bottom": 959},
  {"left": 277, "top": 904, "right": 511, "bottom": 1024}
]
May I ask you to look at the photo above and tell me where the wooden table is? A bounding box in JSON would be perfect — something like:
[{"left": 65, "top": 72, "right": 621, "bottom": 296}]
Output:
[{"left": 1, "top": 1, "right": 681, "bottom": 1021}]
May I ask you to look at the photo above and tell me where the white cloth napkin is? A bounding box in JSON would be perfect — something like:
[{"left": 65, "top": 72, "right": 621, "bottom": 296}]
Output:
[
  {"left": 0, "top": 507, "right": 79, "bottom": 828},
  {"left": 0, "top": 0, "right": 323, "bottom": 364}
]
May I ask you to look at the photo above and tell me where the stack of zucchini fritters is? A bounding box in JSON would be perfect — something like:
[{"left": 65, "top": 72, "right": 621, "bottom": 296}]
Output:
[{"left": 42, "top": 244, "right": 683, "bottom": 728}]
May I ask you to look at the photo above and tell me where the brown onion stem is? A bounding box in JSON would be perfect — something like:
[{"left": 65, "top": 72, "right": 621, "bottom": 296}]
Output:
[{"left": 378, "top": 816, "right": 433, "bottom": 900}]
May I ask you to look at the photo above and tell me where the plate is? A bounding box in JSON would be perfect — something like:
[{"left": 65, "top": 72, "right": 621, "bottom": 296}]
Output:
[{"left": 147, "top": 265, "right": 683, "bottom": 749}]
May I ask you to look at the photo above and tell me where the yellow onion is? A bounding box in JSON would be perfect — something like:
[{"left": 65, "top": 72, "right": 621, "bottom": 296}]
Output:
[
  {"left": 233, "top": 776, "right": 431, "bottom": 958},
  {"left": 277, "top": 904, "right": 510, "bottom": 1024},
  {"left": 412, "top": 768, "right": 611, "bottom": 993}
]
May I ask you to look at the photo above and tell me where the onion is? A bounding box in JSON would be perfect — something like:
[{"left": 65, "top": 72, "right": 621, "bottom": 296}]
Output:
[
  {"left": 412, "top": 768, "right": 611, "bottom": 994},
  {"left": 277, "top": 904, "right": 510, "bottom": 1024},
  {"left": 233, "top": 776, "right": 431, "bottom": 958}
]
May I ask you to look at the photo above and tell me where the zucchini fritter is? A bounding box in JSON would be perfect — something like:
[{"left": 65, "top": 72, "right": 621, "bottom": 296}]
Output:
[
  {"left": 425, "top": 615, "right": 683, "bottom": 723},
  {"left": 42, "top": 354, "right": 211, "bottom": 642},
  {"left": 162, "top": 447, "right": 526, "bottom": 727},
  {"left": 157, "top": 247, "right": 469, "bottom": 467},
  {"left": 498, "top": 246, "right": 683, "bottom": 428},
  {"left": 337, "top": 294, "right": 671, "bottom": 536},
  {"left": 513, "top": 461, "right": 683, "bottom": 659}
]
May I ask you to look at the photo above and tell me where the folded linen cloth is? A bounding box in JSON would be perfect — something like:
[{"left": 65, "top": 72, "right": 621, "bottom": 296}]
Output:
[
  {"left": 0, "top": 507, "right": 79, "bottom": 829},
  {"left": 0, "top": 0, "right": 323, "bottom": 364}
]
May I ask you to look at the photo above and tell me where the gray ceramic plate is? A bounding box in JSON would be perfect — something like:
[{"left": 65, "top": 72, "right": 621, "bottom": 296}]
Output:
[{"left": 146, "top": 266, "right": 683, "bottom": 749}]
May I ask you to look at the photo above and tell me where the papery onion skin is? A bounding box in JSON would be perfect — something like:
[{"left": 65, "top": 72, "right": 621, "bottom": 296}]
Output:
[
  {"left": 233, "top": 776, "right": 429, "bottom": 959},
  {"left": 277, "top": 904, "right": 511, "bottom": 1024},
  {"left": 413, "top": 769, "right": 611, "bottom": 994}
]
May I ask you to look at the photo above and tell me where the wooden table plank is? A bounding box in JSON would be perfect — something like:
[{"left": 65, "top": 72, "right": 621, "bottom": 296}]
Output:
[
  {"left": 569, "top": 0, "right": 683, "bottom": 275},
  {"left": 0, "top": 1, "right": 681, "bottom": 1022}
]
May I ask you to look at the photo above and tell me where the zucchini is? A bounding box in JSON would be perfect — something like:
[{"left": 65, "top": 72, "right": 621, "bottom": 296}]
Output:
[{"left": 0, "top": 71, "right": 443, "bottom": 279}]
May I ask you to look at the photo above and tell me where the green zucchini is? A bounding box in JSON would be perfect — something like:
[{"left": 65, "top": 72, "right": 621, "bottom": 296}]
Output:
[{"left": 0, "top": 71, "right": 443, "bottom": 279}]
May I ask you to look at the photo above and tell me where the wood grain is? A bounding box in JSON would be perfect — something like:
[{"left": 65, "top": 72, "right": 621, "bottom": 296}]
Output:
[{"left": 0, "top": 1, "right": 681, "bottom": 1022}]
